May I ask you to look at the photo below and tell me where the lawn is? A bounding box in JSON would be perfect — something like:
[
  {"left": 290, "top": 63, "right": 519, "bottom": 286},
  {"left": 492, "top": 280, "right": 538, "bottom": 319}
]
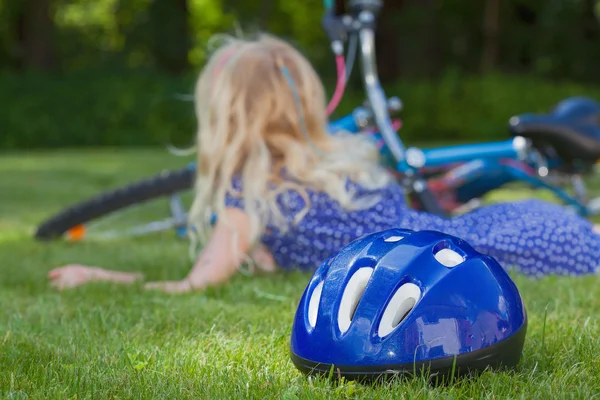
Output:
[{"left": 1, "top": 149, "right": 600, "bottom": 399}]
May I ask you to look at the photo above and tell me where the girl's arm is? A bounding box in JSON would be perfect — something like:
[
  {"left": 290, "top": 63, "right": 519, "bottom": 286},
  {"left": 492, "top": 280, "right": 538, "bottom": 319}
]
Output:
[
  {"left": 48, "top": 208, "right": 272, "bottom": 293},
  {"left": 145, "top": 207, "right": 262, "bottom": 293}
]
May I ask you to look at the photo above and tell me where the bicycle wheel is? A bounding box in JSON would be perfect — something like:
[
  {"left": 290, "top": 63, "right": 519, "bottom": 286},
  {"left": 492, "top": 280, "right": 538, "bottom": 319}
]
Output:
[{"left": 34, "top": 166, "right": 195, "bottom": 241}]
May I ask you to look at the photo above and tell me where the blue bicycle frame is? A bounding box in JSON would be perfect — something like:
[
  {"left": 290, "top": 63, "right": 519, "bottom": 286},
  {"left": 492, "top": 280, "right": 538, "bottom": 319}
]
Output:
[{"left": 328, "top": 110, "right": 592, "bottom": 215}]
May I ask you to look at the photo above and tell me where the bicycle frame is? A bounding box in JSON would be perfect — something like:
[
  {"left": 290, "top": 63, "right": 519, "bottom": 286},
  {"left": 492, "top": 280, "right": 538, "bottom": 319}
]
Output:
[{"left": 328, "top": 109, "right": 595, "bottom": 215}]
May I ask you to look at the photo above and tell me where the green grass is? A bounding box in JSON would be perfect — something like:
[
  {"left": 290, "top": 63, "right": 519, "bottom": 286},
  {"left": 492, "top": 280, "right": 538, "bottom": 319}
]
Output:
[{"left": 1, "top": 149, "right": 600, "bottom": 399}]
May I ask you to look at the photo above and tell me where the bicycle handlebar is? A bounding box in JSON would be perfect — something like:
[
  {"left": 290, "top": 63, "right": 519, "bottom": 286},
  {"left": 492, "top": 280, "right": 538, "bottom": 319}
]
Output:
[
  {"left": 319, "top": 1, "right": 448, "bottom": 217},
  {"left": 322, "top": 0, "right": 450, "bottom": 217},
  {"left": 354, "top": 16, "right": 449, "bottom": 217},
  {"left": 355, "top": 16, "right": 406, "bottom": 164}
]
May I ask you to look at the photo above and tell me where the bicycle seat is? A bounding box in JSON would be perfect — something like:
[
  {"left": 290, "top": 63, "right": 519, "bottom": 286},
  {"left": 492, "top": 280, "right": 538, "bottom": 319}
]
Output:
[{"left": 508, "top": 97, "right": 600, "bottom": 162}]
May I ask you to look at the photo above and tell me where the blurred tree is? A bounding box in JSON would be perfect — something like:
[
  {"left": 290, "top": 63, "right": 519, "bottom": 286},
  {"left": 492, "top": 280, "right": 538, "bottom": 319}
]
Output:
[
  {"left": 148, "top": 0, "right": 191, "bottom": 74},
  {"left": 0, "top": 0, "right": 17, "bottom": 67},
  {"left": 528, "top": 0, "right": 599, "bottom": 81},
  {"left": 507, "top": 0, "right": 537, "bottom": 71},
  {"left": 375, "top": 0, "right": 403, "bottom": 83},
  {"left": 402, "top": 0, "right": 442, "bottom": 78},
  {"left": 114, "top": 0, "right": 153, "bottom": 68},
  {"left": 5, "top": 0, "right": 58, "bottom": 70},
  {"left": 0, "top": 0, "right": 598, "bottom": 82},
  {"left": 481, "top": 0, "right": 500, "bottom": 72},
  {"left": 53, "top": 0, "right": 146, "bottom": 71}
]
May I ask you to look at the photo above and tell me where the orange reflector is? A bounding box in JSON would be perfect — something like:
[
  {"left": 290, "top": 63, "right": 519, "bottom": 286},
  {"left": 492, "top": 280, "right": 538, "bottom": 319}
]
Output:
[{"left": 67, "top": 225, "right": 86, "bottom": 241}]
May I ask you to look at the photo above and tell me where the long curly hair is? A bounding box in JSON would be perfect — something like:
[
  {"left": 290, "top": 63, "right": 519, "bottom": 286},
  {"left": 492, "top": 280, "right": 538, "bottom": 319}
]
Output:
[{"left": 188, "top": 33, "right": 391, "bottom": 254}]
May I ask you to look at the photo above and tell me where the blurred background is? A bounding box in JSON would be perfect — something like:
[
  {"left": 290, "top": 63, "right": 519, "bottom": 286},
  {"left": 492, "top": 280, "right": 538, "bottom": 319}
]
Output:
[{"left": 1, "top": 0, "right": 600, "bottom": 150}]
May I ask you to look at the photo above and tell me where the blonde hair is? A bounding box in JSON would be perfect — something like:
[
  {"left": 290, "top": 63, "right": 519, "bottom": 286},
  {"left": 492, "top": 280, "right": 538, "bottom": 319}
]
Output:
[{"left": 188, "top": 33, "right": 391, "bottom": 253}]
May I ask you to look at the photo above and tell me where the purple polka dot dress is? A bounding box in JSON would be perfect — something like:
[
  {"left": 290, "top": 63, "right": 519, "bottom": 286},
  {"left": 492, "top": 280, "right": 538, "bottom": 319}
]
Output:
[{"left": 225, "top": 177, "right": 600, "bottom": 277}]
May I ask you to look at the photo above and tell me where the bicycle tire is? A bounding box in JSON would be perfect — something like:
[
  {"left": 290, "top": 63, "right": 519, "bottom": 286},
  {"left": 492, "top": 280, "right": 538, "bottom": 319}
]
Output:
[{"left": 34, "top": 167, "right": 195, "bottom": 240}]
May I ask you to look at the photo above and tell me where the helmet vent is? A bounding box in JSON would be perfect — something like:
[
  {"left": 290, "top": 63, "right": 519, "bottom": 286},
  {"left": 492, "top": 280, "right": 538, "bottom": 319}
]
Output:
[
  {"left": 307, "top": 281, "right": 324, "bottom": 328},
  {"left": 434, "top": 248, "right": 465, "bottom": 268},
  {"left": 338, "top": 267, "right": 373, "bottom": 334},
  {"left": 384, "top": 235, "right": 404, "bottom": 243},
  {"left": 378, "top": 283, "right": 421, "bottom": 337}
]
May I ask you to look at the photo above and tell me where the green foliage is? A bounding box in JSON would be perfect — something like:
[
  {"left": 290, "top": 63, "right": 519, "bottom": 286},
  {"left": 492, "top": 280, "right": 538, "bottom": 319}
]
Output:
[
  {"left": 3, "top": 0, "right": 600, "bottom": 83},
  {"left": 386, "top": 72, "right": 600, "bottom": 141},
  {"left": 0, "top": 70, "right": 197, "bottom": 149},
  {"left": 337, "top": 71, "right": 600, "bottom": 142},
  {"left": 37, "top": 0, "right": 329, "bottom": 72},
  {"left": 3, "top": 70, "right": 600, "bottom": 150}
]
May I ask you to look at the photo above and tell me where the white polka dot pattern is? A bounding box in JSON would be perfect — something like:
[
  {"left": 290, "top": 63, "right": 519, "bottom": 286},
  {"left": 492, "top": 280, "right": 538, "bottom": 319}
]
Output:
[{"left": 225, "top": 176, "right": 600, "bottom": 277}]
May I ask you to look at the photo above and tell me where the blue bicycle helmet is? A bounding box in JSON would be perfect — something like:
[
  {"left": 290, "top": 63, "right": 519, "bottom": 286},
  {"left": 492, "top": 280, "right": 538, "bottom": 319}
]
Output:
[{"left": 290, "top": 228, "right": 527, "bottom": 381}]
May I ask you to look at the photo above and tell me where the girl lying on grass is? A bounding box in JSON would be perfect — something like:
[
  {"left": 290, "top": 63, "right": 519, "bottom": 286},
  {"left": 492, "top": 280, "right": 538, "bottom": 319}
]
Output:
[{"left": 48, "top": 34, "right": 600, "bottom": 293}]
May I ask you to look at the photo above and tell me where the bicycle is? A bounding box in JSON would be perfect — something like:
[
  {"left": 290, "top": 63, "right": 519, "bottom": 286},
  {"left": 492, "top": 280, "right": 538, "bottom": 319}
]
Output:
[{"left": 34, "top": 0, "right": 600, "bottom": 242}]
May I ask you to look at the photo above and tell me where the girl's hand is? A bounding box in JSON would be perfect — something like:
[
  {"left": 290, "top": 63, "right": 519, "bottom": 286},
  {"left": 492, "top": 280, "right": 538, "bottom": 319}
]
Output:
[
  {"left": 144, "top": 279, "right": 199, "bottom": 294},
  {"left": 48, "top": 265, "right": 143, "bottom": 290},
  {"left": 48, "top": 265, "right": 103, "bottom": 290}
]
